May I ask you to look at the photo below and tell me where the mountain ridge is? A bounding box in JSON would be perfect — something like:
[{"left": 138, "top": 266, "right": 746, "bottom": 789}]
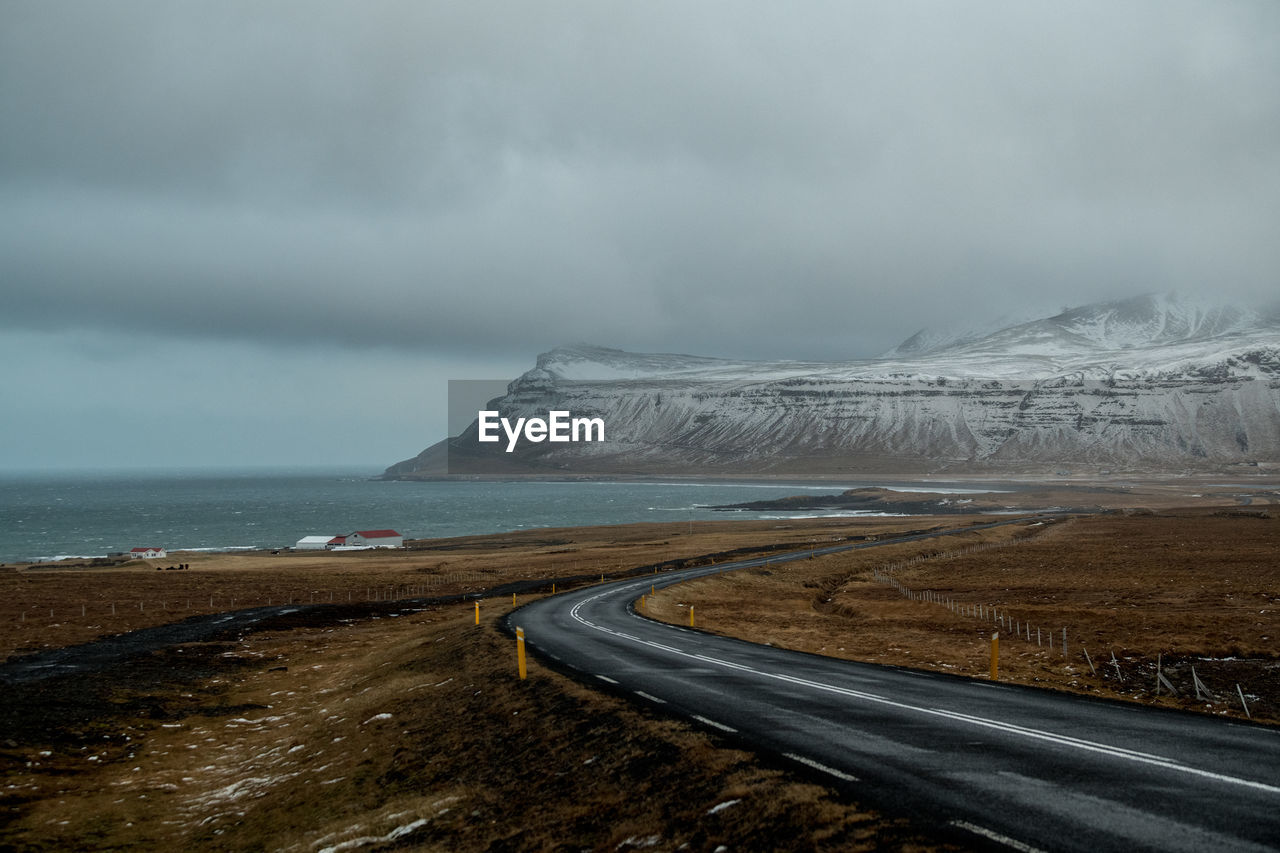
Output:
[{"left": 386, "top": 294, "right": 1280, "bottom": 478}]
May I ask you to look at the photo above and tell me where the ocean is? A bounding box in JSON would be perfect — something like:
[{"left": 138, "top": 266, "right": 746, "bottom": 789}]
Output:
[{"left": 0, "top": 469, "right": 935, "bottom": 564}]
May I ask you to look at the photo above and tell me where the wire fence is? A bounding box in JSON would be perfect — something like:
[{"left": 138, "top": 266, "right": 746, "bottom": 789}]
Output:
[{"left": 867, "top": 530, "right": 1260, "bottom": 719}]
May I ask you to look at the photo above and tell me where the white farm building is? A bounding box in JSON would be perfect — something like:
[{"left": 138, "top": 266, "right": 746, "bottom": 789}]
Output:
[
  {"left": 340, "top": 529, "right": 404, "bottom": 549},
  {"left": 294, "top": 530, "right": 404, "bottom": 550}
]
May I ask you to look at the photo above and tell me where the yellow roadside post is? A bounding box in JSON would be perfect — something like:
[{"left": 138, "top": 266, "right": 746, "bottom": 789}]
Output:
[
  {"left": 512, "top": 593, "right": 516, "bottom": 607},
  {"left": 474, "top": 600, "right": 480, "bottom": 626},
  {"left": 990, "top": 632, "right": 999, "bottom": 680},
  {"left": 516, "top": 627, "right": 527, "bottom": 680},
  {"left": 690, "top": 605, "right": 696, "bottom": 628},
  {"left": 552, "top": 582, "right": 556, "bottom": 594},
  {"left": 639, "top": 595, "right": 645, "bottom": 612}
]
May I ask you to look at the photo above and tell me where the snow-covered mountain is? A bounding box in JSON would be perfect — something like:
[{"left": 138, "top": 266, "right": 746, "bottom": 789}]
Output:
[{"left": 386, "top": 294, "right": 1280, "bottom": 477}]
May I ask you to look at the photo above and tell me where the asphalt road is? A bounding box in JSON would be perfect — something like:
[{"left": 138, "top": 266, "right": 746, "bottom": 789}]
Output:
[{"left": 507, "top": 530, "right": 1280, "bottom": 853}]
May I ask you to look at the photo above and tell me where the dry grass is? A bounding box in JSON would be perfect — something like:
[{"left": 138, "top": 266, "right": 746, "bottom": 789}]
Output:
[
  {"left": 0, "top": 600, "right": 953, "bottom": 852},
  {"left": 647, "top": 510, "right": 1280, "bottom": 723}
]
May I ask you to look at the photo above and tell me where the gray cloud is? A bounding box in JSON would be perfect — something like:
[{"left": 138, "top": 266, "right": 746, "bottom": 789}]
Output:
[{"left": 3, "top": 0, "right": 1278, "bottom": 363}]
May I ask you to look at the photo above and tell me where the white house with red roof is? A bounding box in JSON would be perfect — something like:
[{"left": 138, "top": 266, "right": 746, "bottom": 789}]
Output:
[
  {"left": 130, "top": 546, "right": 167, "bottom": 559},
  {"left": 315, "top": 529, "right": 404, "bottom": 550},
  {"left": 293, "top": 530, "right": 404, "bottom": 551},
  {"left": 345, "top": 529, "right": 403, "bottom": 548}
]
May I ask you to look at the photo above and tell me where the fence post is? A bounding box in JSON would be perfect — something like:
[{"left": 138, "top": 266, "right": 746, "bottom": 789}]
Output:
[
  {"left": 990, "top": 632, "right": 999, "bottom": 680},
  {"left": 1237, "top": 684, "right": 1251, "bottom": 719},
  {"left": 1192, "top": 666, "right": 1213, "bottom": 701},
  {"left": 1083, "top": 647, "right": 1097, "bottom": 676}
]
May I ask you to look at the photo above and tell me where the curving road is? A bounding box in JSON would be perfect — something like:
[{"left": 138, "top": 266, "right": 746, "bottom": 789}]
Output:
[{"left": 506, "top": 529, "right": 1280, "bottom": 853}]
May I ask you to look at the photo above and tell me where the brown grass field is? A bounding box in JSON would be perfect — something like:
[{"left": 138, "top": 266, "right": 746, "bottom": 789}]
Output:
[{"left": 2, "top": 481, "right": 1279, "bottom": 850}]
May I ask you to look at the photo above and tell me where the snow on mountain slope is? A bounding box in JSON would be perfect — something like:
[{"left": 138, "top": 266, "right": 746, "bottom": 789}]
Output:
[
  {"left": 532, "top": 295, "right": 1279, "bottom": 383},
  {"left": 878, "top": 311, "right": 1038, "bottom": 359},
  {"left": 387, "top": 294, "right": 1280, "bottom": 476}
]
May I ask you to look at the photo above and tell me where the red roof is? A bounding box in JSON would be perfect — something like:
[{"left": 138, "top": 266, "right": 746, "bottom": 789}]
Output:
[
  {"left": 328, "top": 536, "right": 347, "bottom": 545},
  {"left": 131, "top": 546, "right": 163, "bottom": 553},
  {"left": 355, "top": 529, "right": 401, "bottom": 539}
]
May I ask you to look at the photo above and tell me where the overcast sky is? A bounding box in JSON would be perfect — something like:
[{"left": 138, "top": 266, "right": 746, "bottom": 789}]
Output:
[{"left": 2, "top": 1, "right": 1277, "bottom": 470}]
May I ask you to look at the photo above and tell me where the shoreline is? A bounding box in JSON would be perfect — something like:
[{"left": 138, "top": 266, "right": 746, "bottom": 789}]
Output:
[{"left": 5, "top": 472, "right": 1277, "bottom": 567}]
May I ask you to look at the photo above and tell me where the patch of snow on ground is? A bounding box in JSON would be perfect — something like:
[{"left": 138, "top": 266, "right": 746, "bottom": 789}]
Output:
[
  {"left": 316, "top": 818, "right": 433, "bottom": 853},
  {"left": 188, "top": 772, "right": 302, "bottom": 809},
  {"left": 706, "top": 799, "right": 741, "bottom": 815}
]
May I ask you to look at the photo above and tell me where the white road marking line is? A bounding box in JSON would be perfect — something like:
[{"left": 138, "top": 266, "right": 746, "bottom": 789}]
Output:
[
  {"left": 691, "top": 715, "right": 737, "bottom": 733},
  {"left": 562, "top": 589, "right": 1280, "bottom": 798},
  {"left": 595, "top": 675, "right": 618, "bottom": 684},
  {"left": 783, "top": 752, "right": 859, "bottom": 783},
  {"left": 634, "top": 691, "right": 666, "bottom": 704},
  {"left": 927, "top": 708, "right": 1173, "bottom": 762},
  {"left": 927, "top": 707, "right": 1280, "bottom": 795},
  {"left": 950, "top": 820, "right": 1045, "bottom": 853}
]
